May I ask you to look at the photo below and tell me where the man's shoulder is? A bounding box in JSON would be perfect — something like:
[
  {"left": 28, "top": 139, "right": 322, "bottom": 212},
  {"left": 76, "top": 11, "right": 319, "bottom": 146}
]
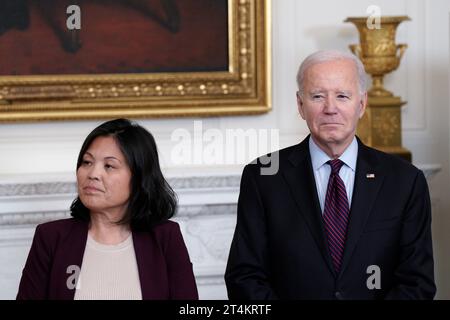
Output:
[
  {"left": 361, "top": 143, "right": 422, "bottom": 177},
  {"left": 242, "top": 141, "right": 307, "bottom": 178},
  {"left": 247, "top": 143, "right": 302, "bottom": 164}
]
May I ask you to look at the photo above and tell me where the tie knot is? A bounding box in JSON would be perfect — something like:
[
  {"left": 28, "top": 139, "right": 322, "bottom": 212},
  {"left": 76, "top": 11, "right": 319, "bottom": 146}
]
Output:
[{"left": 327, "top": 159, "right": 344, "bottom": 175}]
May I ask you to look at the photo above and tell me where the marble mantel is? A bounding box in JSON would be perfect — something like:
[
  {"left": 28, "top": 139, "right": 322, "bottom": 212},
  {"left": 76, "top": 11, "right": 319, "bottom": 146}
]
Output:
[{"left": 0, "top": 164, "right": 441, "bottom": 299}]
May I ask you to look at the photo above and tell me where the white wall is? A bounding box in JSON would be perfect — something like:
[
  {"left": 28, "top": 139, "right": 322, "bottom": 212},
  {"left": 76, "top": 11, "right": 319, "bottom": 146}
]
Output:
[{"left": 0, "top": 0, "right": 449, "bottom": 299}]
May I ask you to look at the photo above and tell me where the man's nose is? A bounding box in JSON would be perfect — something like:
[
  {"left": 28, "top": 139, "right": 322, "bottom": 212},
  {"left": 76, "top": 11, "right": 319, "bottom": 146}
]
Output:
[{"left": 323, "top": 96, "right": 338, "bottom": 114}]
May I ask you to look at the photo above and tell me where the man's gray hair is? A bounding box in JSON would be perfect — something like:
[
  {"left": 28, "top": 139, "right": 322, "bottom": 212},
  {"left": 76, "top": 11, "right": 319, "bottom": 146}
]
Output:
[{"left": 296, "top": 50, "right": 367, "bottom": 95}]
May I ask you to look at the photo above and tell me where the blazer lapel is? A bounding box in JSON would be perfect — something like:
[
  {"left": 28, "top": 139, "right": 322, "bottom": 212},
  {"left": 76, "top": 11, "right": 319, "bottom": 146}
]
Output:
[
  {"left": 338, "top": 139, "right": 385, "bottom": 278},
  {"left": 54, "top": 219, "right": 88, "bottom": 299},
  {"left": 133, "top": 231, "right": 154, "bottom": 300},
  {"left": 282, "top": 136, "right": 336, "bottom": 276},
  {"left": 134, "top": 230, "right": 172, "bottom": 300}
]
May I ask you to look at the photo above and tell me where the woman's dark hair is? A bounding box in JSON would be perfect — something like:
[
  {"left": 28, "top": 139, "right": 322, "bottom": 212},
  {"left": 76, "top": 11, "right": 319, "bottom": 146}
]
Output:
[{"left": 70, "top": 118, "right": 177, "bottom": 231}]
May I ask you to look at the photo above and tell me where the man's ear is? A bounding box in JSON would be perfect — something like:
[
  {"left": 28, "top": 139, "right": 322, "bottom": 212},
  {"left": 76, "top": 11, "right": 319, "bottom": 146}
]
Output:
[
  {"left": 359, "top": 92, "right": 368, "bottom": 118},
  {"left": 297, "top": 92, "right": 306, "bottom": 120}
]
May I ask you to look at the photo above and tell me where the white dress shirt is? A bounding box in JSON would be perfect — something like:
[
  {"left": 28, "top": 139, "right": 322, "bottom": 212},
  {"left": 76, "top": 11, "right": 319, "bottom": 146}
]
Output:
[{"left": 309, "top": 136, "right": 358, "bottom": 214}]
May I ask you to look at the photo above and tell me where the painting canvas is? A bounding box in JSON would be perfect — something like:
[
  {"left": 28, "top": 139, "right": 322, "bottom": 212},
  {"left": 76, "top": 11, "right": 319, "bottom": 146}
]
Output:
[
  {"left": 0, "top": 0, "right": 270, "bottom": 121},
  {"left": 0, "top": 0, "right": 228, "bottom": 75}
]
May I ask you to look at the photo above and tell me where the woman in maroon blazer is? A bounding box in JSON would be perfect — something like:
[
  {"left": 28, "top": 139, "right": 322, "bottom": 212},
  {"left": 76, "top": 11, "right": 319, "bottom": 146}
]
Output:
[{"left": 17, "top": 118, "right": 198, "bottom": 300}]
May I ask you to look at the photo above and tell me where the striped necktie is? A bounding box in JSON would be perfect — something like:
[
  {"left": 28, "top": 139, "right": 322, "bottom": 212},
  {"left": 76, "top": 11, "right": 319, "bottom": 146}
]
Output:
[{"left": 323, "top": 159, "right": 350, "bottom": 273}]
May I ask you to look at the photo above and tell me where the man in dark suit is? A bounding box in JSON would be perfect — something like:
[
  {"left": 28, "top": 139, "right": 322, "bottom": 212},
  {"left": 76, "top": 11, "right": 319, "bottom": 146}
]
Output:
[{"left": 225, "top": 50, "right": 436, "bottom": 299}]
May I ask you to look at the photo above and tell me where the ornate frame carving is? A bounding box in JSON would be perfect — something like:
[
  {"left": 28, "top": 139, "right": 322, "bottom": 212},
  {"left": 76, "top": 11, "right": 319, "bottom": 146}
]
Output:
[{"left": 0, "top": 0, "right": 271, "bottom": 122}]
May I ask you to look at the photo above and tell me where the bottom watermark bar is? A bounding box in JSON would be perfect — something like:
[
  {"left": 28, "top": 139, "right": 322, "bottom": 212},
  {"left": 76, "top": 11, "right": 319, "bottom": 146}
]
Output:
[
  {"left": 9, "top": 300, "right": 443, "bottom": 319},
  {"left": 178, "top": 303, "right": 271, "bottom": 318}
]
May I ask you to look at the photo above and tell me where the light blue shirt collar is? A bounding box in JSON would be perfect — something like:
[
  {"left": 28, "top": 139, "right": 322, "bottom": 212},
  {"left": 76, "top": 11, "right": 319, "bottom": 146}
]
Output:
[{"left": 309, "top": 136, "right": 358, "bottom": 172}]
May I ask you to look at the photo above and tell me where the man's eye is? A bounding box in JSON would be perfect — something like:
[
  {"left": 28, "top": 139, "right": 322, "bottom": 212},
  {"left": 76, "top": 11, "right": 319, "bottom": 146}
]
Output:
[
  {"left": 312, "top": 95, "right": 324, "bottom": 99},
  {"left": 337, "top": 95, "right": 350, "bottom": 99}
]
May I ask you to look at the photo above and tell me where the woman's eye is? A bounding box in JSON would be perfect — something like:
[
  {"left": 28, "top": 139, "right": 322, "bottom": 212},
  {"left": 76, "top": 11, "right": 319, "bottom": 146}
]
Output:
[
  {"left": 105, "top": 164, "right": 114, "bottom": 170},
  {"left": 81, "top": 160, "right": 92, "bottom": 166}
]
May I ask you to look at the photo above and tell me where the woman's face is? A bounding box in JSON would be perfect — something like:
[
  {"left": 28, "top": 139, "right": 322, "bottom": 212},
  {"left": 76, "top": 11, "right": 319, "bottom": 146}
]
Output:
[{"left": 77, "top": 136, "right": 132, "bottom": 218}]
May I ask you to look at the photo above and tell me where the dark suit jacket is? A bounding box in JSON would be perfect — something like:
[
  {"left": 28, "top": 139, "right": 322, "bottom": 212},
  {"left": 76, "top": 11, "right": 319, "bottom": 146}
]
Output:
[
  {"left": 225, "top": 136, "right": 436, "bottom": 300},
  {"left": 17, "top": 218, "right": 198, "bottom": 300}
]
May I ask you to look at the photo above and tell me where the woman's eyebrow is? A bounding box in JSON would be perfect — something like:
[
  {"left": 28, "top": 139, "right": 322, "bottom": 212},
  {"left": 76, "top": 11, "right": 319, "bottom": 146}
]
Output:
[{"left": 104, "top": 156, "right": 122, "bottom": 163}]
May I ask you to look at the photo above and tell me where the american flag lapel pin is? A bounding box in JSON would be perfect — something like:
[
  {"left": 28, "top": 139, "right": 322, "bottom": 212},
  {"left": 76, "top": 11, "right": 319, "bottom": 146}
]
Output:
[{"left": 366, "top": 173, "right": 375, "bottom": 179}]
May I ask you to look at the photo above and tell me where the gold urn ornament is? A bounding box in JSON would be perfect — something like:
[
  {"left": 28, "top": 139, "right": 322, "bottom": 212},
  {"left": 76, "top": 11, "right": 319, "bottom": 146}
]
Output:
[
  {"left": 345, "top": 16, "right": 410, "bottom": 97},
  {"left": 345, "top": 15, "right": 412, "bottom": 161}
]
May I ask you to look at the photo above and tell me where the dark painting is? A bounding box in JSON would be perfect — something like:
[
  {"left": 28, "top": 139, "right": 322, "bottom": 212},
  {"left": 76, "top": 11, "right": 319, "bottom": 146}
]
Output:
[{"left": 0, "top": 0, "right": 229, "bottom": 75}]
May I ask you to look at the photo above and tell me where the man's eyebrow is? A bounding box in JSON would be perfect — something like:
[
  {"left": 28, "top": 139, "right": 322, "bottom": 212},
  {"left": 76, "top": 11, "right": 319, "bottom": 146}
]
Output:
[
  {"left": 308, "top": 89, "right": 325, "bottom": 94},
  {"left": 336, "top": 90, "right": 353, "bottom": 95}
]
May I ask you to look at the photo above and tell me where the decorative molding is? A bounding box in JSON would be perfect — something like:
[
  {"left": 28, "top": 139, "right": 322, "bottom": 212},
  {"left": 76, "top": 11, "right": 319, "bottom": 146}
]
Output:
[
  {"left": 0, "top": 204, "right": 237, "bottom": 227},
  {"left": 0, "top": 211, "right": 71, "bottom": 226},
  {"left": 0, "top": 182, "right": 76, "bottom": 197},
  {"left": 0, "top": 164, "right": 440, "bottom": 198},
  {"left": 177, "top": 204, "right": 236, "bottom": 218},
  {"left": 0, "top": 175, "right": 241, "bottom": 198},
  {"left": 195, "top": 275, "right": 226, "bottom": 286},
  {"left": 168, "top": 176, "right": 241, "bottom": 190},
  {"left": 0, "top": 225, "right": 35, "bottom": 247},
  {"left": 418, "top": 164, "right": 441, "bottom": 180},
  {"left": 185, "top": 216, "right": 236, "bottom": 262}
]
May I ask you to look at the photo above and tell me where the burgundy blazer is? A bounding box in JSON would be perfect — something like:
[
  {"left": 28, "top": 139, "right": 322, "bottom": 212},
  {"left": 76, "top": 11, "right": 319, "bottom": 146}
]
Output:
[{"left": 16, "top": 218, "right": 198, "bottom": 300}]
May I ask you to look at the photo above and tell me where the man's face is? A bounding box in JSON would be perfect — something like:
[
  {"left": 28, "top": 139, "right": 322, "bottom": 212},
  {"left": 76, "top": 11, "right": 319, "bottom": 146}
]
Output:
[{"left": 297, "top": 59, "right": 367, "bottom": 150}]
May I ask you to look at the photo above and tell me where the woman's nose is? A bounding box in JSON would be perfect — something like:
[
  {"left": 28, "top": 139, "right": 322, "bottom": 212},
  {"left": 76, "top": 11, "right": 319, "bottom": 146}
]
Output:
[{"left": 87, "top": 164, "right": 101, "bottom": 180}]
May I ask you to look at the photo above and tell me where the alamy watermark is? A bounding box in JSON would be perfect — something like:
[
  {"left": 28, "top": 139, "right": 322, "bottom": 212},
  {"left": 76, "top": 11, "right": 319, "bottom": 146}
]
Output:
[
  {"left": 66, "top": 5, "right": 81, "bottom": 30},
  {"left": 171, "top": 121, "right": 280, "bottom": 175},
  {"left": 66, "top": 265, "right": 81, "bottom": 290},
  {"left": 366, "top": 265, "right": 381, "bottom": 290},
  {"left": 366, "top": 5, "right": 381, "bottom": 30}
]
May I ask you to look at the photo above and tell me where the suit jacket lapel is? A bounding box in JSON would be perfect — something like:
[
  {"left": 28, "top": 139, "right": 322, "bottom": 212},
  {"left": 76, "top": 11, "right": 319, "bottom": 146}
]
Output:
[
  {"left": 282, "top": 136, "right": 336, "bottom": 276},
  {"left": 338, "top": 139, "right": 385, "bottom": 278}
]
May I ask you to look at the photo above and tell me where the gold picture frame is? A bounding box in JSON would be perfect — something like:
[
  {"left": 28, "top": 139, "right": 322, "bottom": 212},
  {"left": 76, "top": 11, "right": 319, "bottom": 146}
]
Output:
[{"left": 0, "top": 0, "right": 271, "bottom": 122}]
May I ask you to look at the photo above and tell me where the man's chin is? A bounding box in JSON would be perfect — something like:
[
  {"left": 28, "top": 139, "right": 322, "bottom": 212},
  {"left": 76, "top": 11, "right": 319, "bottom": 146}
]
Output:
[{"left": 319, "top": 133, "right": 342, "bottom": 144}]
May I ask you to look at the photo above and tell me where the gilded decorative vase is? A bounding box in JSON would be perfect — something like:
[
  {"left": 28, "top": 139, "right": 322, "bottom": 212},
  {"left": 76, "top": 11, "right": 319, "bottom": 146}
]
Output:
[{"left": 344, "top": 16, "right": 410, "bottom": 97}]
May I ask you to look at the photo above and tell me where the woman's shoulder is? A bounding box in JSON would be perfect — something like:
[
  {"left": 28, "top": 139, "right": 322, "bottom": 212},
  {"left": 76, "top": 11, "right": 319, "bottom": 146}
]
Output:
[
  {"left": 36, "top": 217, "right": 86, "bottom": 236},
  {"left": 147, "top": 220, "right": 188, "bottom": 254},
  {"left": 30, "top": 218, "right": 87, "bottom": 253},
  {"left": 133, "top": 220, "right": 183, "bottom": 252},
  {"left": 151, "top": 219, "right": 181, "bottom": 235}
]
